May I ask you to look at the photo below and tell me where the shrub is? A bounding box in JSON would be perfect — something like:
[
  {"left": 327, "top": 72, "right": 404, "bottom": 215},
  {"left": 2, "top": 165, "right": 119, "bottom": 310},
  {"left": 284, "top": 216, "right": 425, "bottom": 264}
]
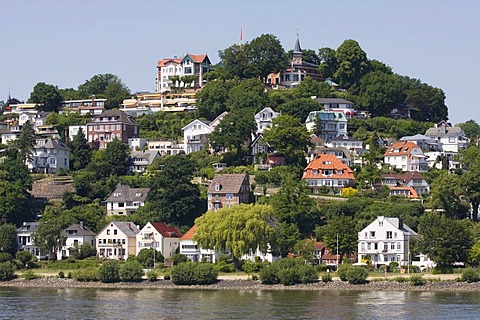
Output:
[
  {"left": 98, "top": 260, "right": 120, "bottom": 283},
  {"left": 432, "top": 266, "right": 454, "bottom": 274},
  {"left": 120, "top": 260, "right": 144, "bottom": 282},
  {"left": 146, "top": 270, "right": 158, "bottom": 282},
  {"left": 321, "top": 273, "right": 332, "bottom": 282},
  {"left": 277, "top": 267, "right": 300, "bottom": 286},
  {"left": 410, "top": 274, "right": 426, "bottom": 286},
  {"left": 171, "top": 261, "right": 218, "bottom": 285},
  {"left": 461, "top": 268, "right": 480, "bottom": 283},
  {"left": 345, "top": 266, "right": 369, "bottom": 284},
  {"left": 337, "top": 264, "right": 353, "bottom": 282},
  {"left": 316, "top": 264, "right": 328, "bottom": 273},
  {"left": 169, "top": 254, "right": 188, "bottom": 265},
  {"left": 58, "top": 271, "right": 65, "bottom": 278},
  {"left": 259, "top": 258, "right": 318, "bottom": 286},
  {"left": 0, "top": 262, "right": 15, "bottom": 281},
  {"left": 389, "top": 262, "right": 399, "bottom": 272},
  {"left": 298, "top": 264, "right": 319, "bottom": 284},
  {"left": 16, "top": 251, "right": 34, "bottom": 269},
  {"left": 163, "top": 270, "right": 171, "bottom": 280},
  {"left": 136, "top": 248, "right": 164, "bottom": 268},
  {"left": 0, "top": 253, "right": 13, "bottom": 263},
  {"left": 22, "top": 269, "right": 39, "bottom": 280},
  {"left": 392, "top": 276, "right": 409, "bottom": 283},
  {"left": 259, "top": 266, "right": 279, "bottom": 285},
  {"left": 74, "top": 268, "right": 98, "bottom": 282},
  {"left": 215, "top": 254, "right": 237, "bottom": 273},
  {"left": 409, "top": 265, "right": 421, "bottom": 273}
]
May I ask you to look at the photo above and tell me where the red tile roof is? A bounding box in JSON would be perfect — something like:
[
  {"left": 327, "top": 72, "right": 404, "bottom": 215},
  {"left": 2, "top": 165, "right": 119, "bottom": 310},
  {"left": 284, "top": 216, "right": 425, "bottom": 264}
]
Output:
[
  {"left": 187, "top": 54, "right": 207, "bottom": 63},
  {"left": 302, "top": 154, "right": 355, "bottom": 180},
  {"left": 157, "top": 58, "right": 183, "bottom": 67},
  {"left": 180, "top": 225, "right": 196, "bottom": 241},
  {"left": 389, "top": 186, "right": 419, "bottom": 198},
  {"left": 151, "top": 222, "right": 182, "bottom": 238},
  {"left": 384, "top": 141, "right": 421, "bottom": 157}
]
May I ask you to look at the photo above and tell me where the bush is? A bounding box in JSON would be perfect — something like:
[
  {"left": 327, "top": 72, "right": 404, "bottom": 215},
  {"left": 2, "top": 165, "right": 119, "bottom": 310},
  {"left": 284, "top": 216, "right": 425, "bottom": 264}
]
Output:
[
  {"left": 0, "top": 253, "right": 13, "bottom": 263},
  {"left": 120, "top": 260, "right": 144, "bottom": 282},
  {"left": 169, "top": 254, "right": 188, "bottom": 265},
  {"left": 0, "top": 262, "right": 15, "bottom": 281},
  {"left": 146, "top": 270, "right": 158, "bottom": 282},
  {"left": 215, "top": 254, "right": 237, "bottom": 273},
  {"left": 136, "top": 248, "right": 164, "bottom": 268},
  {"left": 58, "top": 271, "right": 65, "bottom": 278},
  {"left": 16, "top": 251, "right": 34, "bottom": 269},
  {"left": 316, "top": 264, "right": 328, "bottom": 273},
  {"left": 461, "top": 268, "right": 480, "bottom": 283},
  {"left": 410, "top": 274, "right": 426, "bottom": 286},
  {"left": 171, "top": 261, "right": 218, "bottom": 285},
  {"left": 432, "top": 266, "right": 454, "bottom": 274},
  {"left": 298, "top": 264, "right": 319, "bottom": 284},
  {"left": 74, "top": 268, "right": 98, "bottom": 282},
  {"left": 345, "top": 266, "right": 369, "bottom": 284},
  {"left": 163, "top": 270, "right": 171, "bottom": 280},
  {"left": 337, "top": 264, "right": 353, "bottom": 282},
  {"left": 259, "top": 266, "right": 279, "bottom": 285},
  {"left": 259, "top": 258, "right": 318, "bottom": 286},
  {"left": 22, "top": 269, "right": 39, "bottom": 280},
  {"left": 321, "top": 273, "right": 332, "bottom": 282},
  {"left": 98, "top": 260, "right": 120, "bottom": 283}
]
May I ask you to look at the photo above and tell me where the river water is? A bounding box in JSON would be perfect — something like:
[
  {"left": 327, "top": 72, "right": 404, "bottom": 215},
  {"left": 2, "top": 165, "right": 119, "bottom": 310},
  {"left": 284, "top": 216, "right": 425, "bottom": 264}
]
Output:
[{"left": 1, "top": 287, "right": 479, "bottom": 319}]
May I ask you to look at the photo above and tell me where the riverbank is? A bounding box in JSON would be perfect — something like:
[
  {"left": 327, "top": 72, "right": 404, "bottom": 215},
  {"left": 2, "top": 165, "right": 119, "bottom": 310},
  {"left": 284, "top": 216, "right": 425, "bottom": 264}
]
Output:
[{"left": 1, "top": 277, "right": 480, "bottom": 291}]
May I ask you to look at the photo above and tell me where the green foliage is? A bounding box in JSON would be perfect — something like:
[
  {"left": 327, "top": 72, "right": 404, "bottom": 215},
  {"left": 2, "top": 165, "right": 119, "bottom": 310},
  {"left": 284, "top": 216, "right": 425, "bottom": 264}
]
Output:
[
  {"left": 345, "top": 266, "right": 368, "bottom": 284},
  {"left": 409, "top": 274, "right": 426, "bottom": 286},
  {"left": 74, "top": 268, "right": 99, "bottom": 282},
  {"left": 214, "top": 254, "right": 237, "bottom": 273},
  {"left": 77, "top": 74, "right": 130, "bottom": 109},
  {"left": 120, "top": 259, "right": 144, "bottom": 282},
  {"left": 321, "top": 272, "right": 332, "bottom": 282},
  {"left": 259, "top": 258, "right": 318, "bottom": 285},
  {"left": 16, "top": 251, "right": 34, "bottom": 268},
  {"left": 0, "top": 224, "right": 18, "bottom": 255},
  {"left": 461, "top": 268, "right": 480, "bottom": 283},
  {"left": 70, "top": 128, "right": 92, "bottom": 171},
  {"left": 259, "top": 265, "right": 279, "bottom": 284},
  {"left": 98, "top": 260, "right": 121, "bottom": 283},
  {"left": 146, "top": 270, "right": 158, "bottom": 282},
  {"left": 469, "top": 240, "right": 480, "bottom": 267},
  {"left": 431, "top": 266, "right": 454, "bottom": 275},
  {"left": 171, "top": 261, "right": 218, "bottom": 285},
  {"left": 138, "top": 111, "right": 196, "bottom": 140},
  {"left": 337, "top": 264, "right": 353, "bottom": 281},
  {"left": 22, "top": 269, "right": 39, "bottom": 280},
  {"left": 29, "top": 82, "right": 62, "bottom": 112},
  {"left": 169, "top": 254, "right": 188, "bottom": 265},
  {"left": 0, "top": 261, "right": 16, "bottom": 281},
  {"left": 0, "top": 253, "right": 12, "bottom": 263},
  {"left": 136, "top": 248, "right": 164, "bottom": 268},
  {"left": 334, "top": 39, "right": 369, "bottom": 90},
  {"left": 317, "top": 215, "right": 358, "bottom": 263}
]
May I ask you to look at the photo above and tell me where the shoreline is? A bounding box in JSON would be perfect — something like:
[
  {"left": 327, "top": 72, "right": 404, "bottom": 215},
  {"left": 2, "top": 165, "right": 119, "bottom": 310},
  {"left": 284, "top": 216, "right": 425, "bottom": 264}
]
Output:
[{"left": 1, "top": 278, "right": 480, "bottom": 292}]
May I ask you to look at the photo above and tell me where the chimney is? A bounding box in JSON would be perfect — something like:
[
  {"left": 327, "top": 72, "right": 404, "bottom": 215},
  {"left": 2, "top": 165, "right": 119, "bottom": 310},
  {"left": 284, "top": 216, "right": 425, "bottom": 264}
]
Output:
[{"left": 80, "top": 221, "right": 84, "bottom": 229}]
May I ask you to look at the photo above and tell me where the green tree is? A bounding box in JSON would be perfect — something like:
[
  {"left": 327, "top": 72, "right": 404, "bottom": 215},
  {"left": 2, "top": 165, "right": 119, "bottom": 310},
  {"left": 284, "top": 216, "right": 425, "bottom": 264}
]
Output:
[
  {"left": 97, "top": 139, "right": 130, "bottom": 177},
  {"left": 246, "top": 34, "right": 288, "bottom": 81},
  {"left": 294, "top": 77, "right": 332, "bottom": 99},
  {"left": 277, "top": 98, "right": 321, "bottom": 123},
  {"left": 196, "top": 80, "right": 234, "bottom": 120},
  {"left": 333, "top": 39, "right": 369, "bottom": 90},
  {"left": 316, "top": 215, "right": 358, "bottom": 263},
  {"left": 318, "top": 47, "right": 337, "bottom": 79},
  {"left": 262, "top": 115, "right": 311, "bottom": 167},
  {"left": 460, "top": 161, "right": 480, "bottom": 221},
  {"left": 0, "top": 224, "right": 18, "bottom": 256},
  {"left": 458, "top": 120, "right": 480, "bottom": 141},
  {"left": 417, "top": 214, "right": 473, "bottom": 266},
  {"left": 430, "top": 171, "right": 469, "bottom": 219},
  {"left": 77, "top": 74, "right": 130, "bottom": 109},
  {"left": 469, "top": 239, "right": 480, "bottom": 267},
  {"left": 33, "top": 220, "right": 66, "bottom": 259},
  {"left": 272, "top": 222, "right": 301, "bottom": 258},
  {"left": 29, "top": 82, "right": 62, "bottom": 112},
  {"left": 359, "top": 71, "right": 404, "bottom": 117},
  {"left": 136, "top": 248, "right": 164, "bottom": 268},
  {"left": 227, "top": 78, "right": 266, "bottom": 111},
  {"left": 194, "top": 204, "right": 277, "bottom": 265},
  {"left": 13, "top": 120, "right": 36, "bottom": 163},
  {"left": 218, "top": 44, "right": 250, "bottom": 79},
  {"left": 98, "top": 260, "right": 121, "bottom": 283},
  {"left": 70, "top": 128, "right": 92, "bottom": 171},
  {"left": 59, "top": 87, "right": 80, "bottom": 101}
]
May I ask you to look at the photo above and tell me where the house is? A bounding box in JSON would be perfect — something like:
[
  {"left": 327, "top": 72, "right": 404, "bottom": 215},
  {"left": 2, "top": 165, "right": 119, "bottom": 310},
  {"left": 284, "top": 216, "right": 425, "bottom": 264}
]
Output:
[
  {"left": 254, "top": 107, "right": 280, "bottom": 135},
  {"left": 136, "top": 222, "right": 182, "bottom": 259},
  {"left": 302, "top": 154, "right": 355, "bottom": 192},
  {"left": 326, "top": 135, "right": 363, "bottom": 152},
  {"left": 121, "top": 92, "right": 197, "bottom": 115},
  {"left": 425, "top": 121, "right": 469, "bottom": 153},
  {"left": 357, "top": 216, "right": 417, "bottom": 267},
  {"left": 18, "top": 112, "right": 49, "bottom": 128},
  {"left": 399, "top": 134, "right": 440, "bottom": 152},
  {"left": 61, "top": 97, "right": 106, "bottom": 115},
  {"left": 304, "top": 110, "right": 348, "bottom": 141},
  {"left": 267, "top": 34, "right": 323, "bottom": 87},
  {"left": 207, "top": 173, "right": 250, "bottom": 211},
  {"left": 182, "top": 112, "right": 227, "bottom": 154},
  {"left": 128, "top": 137, "right": 147, "bottom": 151},
  {"left": 128, "top": 150, "right": 160, "bottom": 174},
  {"left": 29, "top": 138, "right": 70, "bottom": 174},
  {"left": 68, "top": 125, "right": 87, "bottom": 141},
  {"left": 17, "top": 222, "right": 46, "bottom": 260},
  {"left": 57, "top": 223, "right": 96, "bottom": 260},
  {"left": 105, "top": 184, "right": 149, "bottom": 216},
  {"left": 86, "top": 110, "right": 139, "bottom": 149},
  {"left": 383, "top": 141, "right": 428, "bottom": 172},
  {"left": 310, "top": 146, "right": 353, "bottom": 167},
  {"left": 147, "top": 138, "right": 184, "bottom": 156},
  {"left": 179, "top": 225, "right": 220, "bottom": 263},
  {"left": 313, "top": 242, "right": 342, "bottom": 267},
  {"left": 381, "top": 172, "right": 430, "bottom": 196},
  {"left": 0, "top": 126, "right": 21, "bottom": 145},
  {"left": 157, "top": 54, "right": 212, "bottom": 93},
  {"left": 96, "top": 221, "right": 139, "bottom": 260},
  {"left": 250, "top": 134, "right": 272, "bottom": 158}
]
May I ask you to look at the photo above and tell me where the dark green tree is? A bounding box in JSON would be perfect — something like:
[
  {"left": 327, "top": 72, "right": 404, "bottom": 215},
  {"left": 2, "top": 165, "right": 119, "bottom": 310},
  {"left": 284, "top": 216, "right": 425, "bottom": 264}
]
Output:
[
  {"left": 318, "top": 47, "right": 337, "bottom": 79},
  {"left": 29, "top": 82, "right": 62, "bottom": 112},
  {"left": 277, "top": 98, "right": 321, "bottom": 123},
  {"left": 460, "top": 161, "right": 480, "bottom": 221},
  {"left": 430, "top": 171, "right": 469, "bottom": 219},
  {"left": 316, "top": 215, "right": 358, "bottom": 263},
  {"left": 333, "top": 39, "right": 369, "bottom": 90},
  {"left": 246, "top": 34, "right": 288, "bottom": 81},
  {"left": 218, "top": 44, "right": 250, "bottom": 79},
  {"left": 196, "top": 80, "right": 234, "bottom": 120},
  {"left": 0, "top": 224, "right": 18, "bottom": 256},
  {"left": 70, "top": 128, "right": 92, "bottom": 170},
  {"left": 98, "top": 139, "right": 130, "bottom": 177},
  {"left": 77, "top": 74, "right": 130, "bottom": 109},
  {"left": 359, "top": 71, "right": 404, "bottom": 117},
  {"left": 13, "top": 120, "right": 36, "bottom": 163},
  {"left": 457, "top": 120, "right": 480, "bottom": 141},
  {"left": 227, "top": 78, "right": 266, "bottom": 111}
]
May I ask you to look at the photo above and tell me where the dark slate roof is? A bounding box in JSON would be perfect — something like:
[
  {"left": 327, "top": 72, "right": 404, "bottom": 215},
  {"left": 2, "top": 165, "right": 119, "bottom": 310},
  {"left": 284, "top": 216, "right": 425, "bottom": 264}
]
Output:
[
  {"left": 17, "top": 222, "right": 39, "bottom": 233},
  {"left": 294, "top": 34, "right": 302, "bottom": 53},
  {"left": 62, "top": 223, "right": 96, "bottom": 237},
  {"left": 130, "top": 151, "right": 159, "bottom": 165},
  {"left": 98, "top": 221, "right": 140, "bottom": 237},
  {"left": 90, "top": 110, "right": 138, "bottom": 125},
  {"left": 207, "top": 174, "right": 249, "bottom": 194},
  {"left": 314, "top": 98, "right": 354, "bottom": 105},
  {"left": 34, "top": 138, "right": 70, "bottom": 151},
  {"left": 329, "top": 135, "right": 361, "bottom": 143},
  {"left": 105, "top": 184, "right": 150, "bottom": 203}
]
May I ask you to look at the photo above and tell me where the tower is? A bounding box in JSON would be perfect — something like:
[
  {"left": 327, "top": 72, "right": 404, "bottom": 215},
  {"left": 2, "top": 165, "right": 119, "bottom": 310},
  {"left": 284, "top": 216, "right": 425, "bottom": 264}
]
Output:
[{"left": 292, "top": 32, "right": 302, "bottom": 65}]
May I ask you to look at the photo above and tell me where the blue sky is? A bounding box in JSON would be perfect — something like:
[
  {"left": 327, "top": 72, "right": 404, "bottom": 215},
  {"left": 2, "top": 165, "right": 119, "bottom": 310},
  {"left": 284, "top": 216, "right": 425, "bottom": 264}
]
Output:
[{"left": 1, "top": 0, "right": 478, "bottom": 124}]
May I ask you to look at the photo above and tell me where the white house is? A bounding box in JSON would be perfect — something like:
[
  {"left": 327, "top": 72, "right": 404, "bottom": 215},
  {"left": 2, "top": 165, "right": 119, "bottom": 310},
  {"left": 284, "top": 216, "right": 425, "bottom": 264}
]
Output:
[
  {"left": 305, "top": 110, "right": 348, "bottom": 141},
  {"left": 384, "top": 141, "right": 428, "bottom": 172},
  {"left": 1, "top": 126, "right": 21, "bottom": 145},
  {"left": 254, "top": 107, "right": 280, "bottom": 135},
  {"left": 96, "top": 221, "right": 140, "bottom": 260},
  {"left": 29, "top": 138, "right": 70, "bottom": 174},
  {"left": 326, "top": 134, "right": 363, "bottom": 152},
  {"left": 68, "top": 125, "right": 88, "bottom": 141},
  {"left": 425, "top": 121, "right": 469, "bottom": 153},
  {"left": 17, "top": 222, "right": 47, "bottom": 260},
  {"left": 381, "top": 172, "right": 430, "bottom": 195},
  {"left": 399, "top": 134, "right": 440, "bottom": 152},
  {"left": 179, "top": 225, "right": 220, "bottom": 263},
  {"left": 182, "top": 112, "right": 227, "bottom": 154},
  {"left": 128, "top": 150, "right": 160, "bottom": 174},
  {"left": 136, "top": 222, "right": 182, "bottom": 259},
  {"left": 147, "top": 138, "right": 184, "bottom": 156},
  {"left": 358, "top": 216, "right": 417, "bottom": 267},
  {"left": 57, "top": 223, "right": 96, "bottom": 260},
  {"left": 157, "top": 54, "right": 211, "bottom": 93},
  {"left": 18, "top": 112, "right": 49, "bottom": 128},
  {"left": 105, "top": 184, "right": 149, "bottom": 216}
]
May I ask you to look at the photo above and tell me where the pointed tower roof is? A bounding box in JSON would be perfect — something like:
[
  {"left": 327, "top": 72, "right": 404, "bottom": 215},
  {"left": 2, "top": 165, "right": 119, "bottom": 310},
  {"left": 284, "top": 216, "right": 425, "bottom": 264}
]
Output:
[{"left": 294, "top": 33, "right": 302, "bottom": 53}]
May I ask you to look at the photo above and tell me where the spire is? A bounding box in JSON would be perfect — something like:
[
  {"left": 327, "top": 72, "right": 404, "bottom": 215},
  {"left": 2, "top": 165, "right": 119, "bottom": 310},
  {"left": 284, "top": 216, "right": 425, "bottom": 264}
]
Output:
[{"left": 294, "top": 30, "right": 301, "bottom": 53}]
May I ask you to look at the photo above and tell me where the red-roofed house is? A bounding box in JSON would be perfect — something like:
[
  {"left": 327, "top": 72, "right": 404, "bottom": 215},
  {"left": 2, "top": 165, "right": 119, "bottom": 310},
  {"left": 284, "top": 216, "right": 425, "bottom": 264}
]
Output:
[
  {"left": 179, "top": 225, "right": 220, "bottom": 263},
  {"left": 384, "top": 141, "right": 428, "bottom": 172},
  {"left": 136, "top": 222, "right": 182, "bottom": 259},
  {"left": 381, "top": 172, "right": 430, "bottom": 196},
  {"left": 302, "top": 154, "right": 355, "bottom": 192},
  {"left": 157, "top": 53, "right": 211, "bottom": 92}
]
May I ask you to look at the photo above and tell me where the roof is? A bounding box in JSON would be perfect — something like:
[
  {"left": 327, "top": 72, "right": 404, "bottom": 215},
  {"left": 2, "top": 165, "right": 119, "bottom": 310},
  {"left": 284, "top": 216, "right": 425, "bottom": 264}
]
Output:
[
  {"left": 294, "top": 35, "right": 302, "bottom": 53},
  {"left": 207, "top": 174, "right": 249, "bottom": 194},
  {"left": 384, "top": 141, "right": 421, "bottom": 157},
  {"left": 157, "top": 57, "right": 183, "bottom": 67},
  {"left": 383, "top": 217, "right": 417, "bottom": 235},
  {"left": 329, "top": 135, "right": 362, "bottom": 143},
  {"left": 425, "top": 122, "right": 465, "bottom": 137},
  {"left": 312, "top": 146, "right": 352, "bottom": 158},
  {"left": 399, "top": 134, "right": 435, "bottom": 141},
  {"left": 305, "top": 110, "right": 347, "bottom": 123},
  {"left": 98, "top": 221, "right": 140, "bottom": 237},
  {"left": 89, "top": 110, "right": 137, "bottom": 125},
  {"left": 130, "top": 150, "right": 159, "bottom": 165},
  {"left": 314, "top": 98, "right": 354, "bottom": 105},
  {"left": 34, "top": 138, "right": 70, "bottom": 151},
  {"left": 150, "top": 222, "right": 182, "bottom": 238},
  {"left": 381, "top": 172, "right": 426, "bottom": 184},
  {"left": 105, "top": 184, "right": 150, "bottom": 203},
  {"left": 63, "top": 223, "right": 96, "bottom": 237},
  {"left": 302, "top": 154, "right": 355, "bottom": 180},
  {"left": 180, "top": 225, "right": 196, "bottom": 241},
  {"left": 389, "top": 186, "right": 419, "bottom": 198},
  {"left": 183, "top": 54, "right": 209, "bottom": 64},
  {"left": 17, "top": 222, "right": 38, "bottom": 233}
]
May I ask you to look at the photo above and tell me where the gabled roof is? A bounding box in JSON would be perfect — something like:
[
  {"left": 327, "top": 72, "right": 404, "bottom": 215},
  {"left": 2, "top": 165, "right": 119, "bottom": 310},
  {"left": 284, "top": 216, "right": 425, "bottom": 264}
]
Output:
[
  {"left": 150, "top": 222, "right": 182, "bottom": 238},
  {"left": 425, "top": 122, "right": 465, "bottom": 137},
  {"left": 383, "top": 217, "right": 417, "bottom": 235},
  {"left": 302, "top": 154, "right": 355, "bottom": 180},
  {"left": 130, "top": 151, "right": 159, "bottom": 165},
  {"left": 381, "top": 172, "right": 427, "bottom": 184},
  {"left": 97, "top": 221, "right": 140, "bottom": 237},
  {"left": 105, "top": 184, "right": 150, "bottom": 203},
  {"left": 63, "top": 223, "right": 96, "bottom": 237},
  {"left": 180, "top": 225, "right": 196, "bottom": 241},
  {"left": 157, "top": 57, "right": 183, "bottom": 67},
  {"left": 17, "top": 222, "right": 38, "bottom": 234},
  {"left": 208, "top": 174, "right": 249, "bottom": 194},
  {"left": 89, "top": 110, "right": 137, "bottom": 125},
  {"left": 384, "top": 141, "right": 421, "bottom": 157},
  {"left": 181, "top": 118, "right": 212, "bottom": 131},
  {"left": 182, "top": 54, "right": 210, "bottom": 64},
  {"left": 400, "top": 134, "right": 435, "bottom": 141},
  {"left": 329, "top": 135, "right": 362, "bottom": 143},
  {"left": 389, "top": 186, "right": 419, "bottom": 198},
  {"left": 34, "top": 138, "right": 70, "bottom": 151}
]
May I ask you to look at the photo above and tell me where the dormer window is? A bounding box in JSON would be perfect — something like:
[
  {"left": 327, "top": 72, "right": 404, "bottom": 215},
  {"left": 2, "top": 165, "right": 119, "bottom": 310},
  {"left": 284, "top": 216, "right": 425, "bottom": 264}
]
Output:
[
  {"left": 135, "top": 193, "right": 142, "bottom": 197},
  {"left": 215, "top": 184, "right": 221, "bottom": 191},
  {"left": 113, "top": 192, "right": 121, "bottom": 197}
]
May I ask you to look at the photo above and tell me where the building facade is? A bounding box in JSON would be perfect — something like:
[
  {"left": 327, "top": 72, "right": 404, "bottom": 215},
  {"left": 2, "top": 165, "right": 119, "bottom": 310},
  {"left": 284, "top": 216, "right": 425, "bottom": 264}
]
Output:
[
  {"left": 302, "top": 154, "right": 355, "bottom": 192},
  {"left": 57, "top": 223, "right": 96, "bottom": 260},
  {"left": 136, "top": 222, "right": 182, "bottom": 259},
  {"left": 86, "top": 110, "right": 139, "bottom": 149},
  {"left": 305, "top": 110, "right": 348, "bottom": 141},
  {"left": 157, "top": 54, "right": 211, "bottom": 93},
  {"left": 384, "top": 141, "right": 428, "bottom": 172},
  {"left": 105, "top": 184, "right": 149, "bottom": 216},
  {"left": 96, "top": 221, "right": 140, "bottom": 260},
  {"left": 207, "top": 173, "right": 250, "bottom": 211}
]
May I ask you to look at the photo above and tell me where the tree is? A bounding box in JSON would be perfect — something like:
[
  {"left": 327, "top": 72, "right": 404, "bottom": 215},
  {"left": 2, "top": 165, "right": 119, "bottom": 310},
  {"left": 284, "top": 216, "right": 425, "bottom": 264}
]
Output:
[
  {"left": 333, "top": 39, "right": 369, "bottom": 90},
  {"left": 77, "top": 74, "right": 130, "bottom": 109},
  {"left": 359, "top": 71, "right": 404, "bottom": 117},
  {"left": 287, "top": 49, "right": 320, "bottom": 65},
  {"left": 227, "top": 78, "right": 266, "bottom": 111},
  {"left": 59, "top": 88, "right": 80, "bottom": 101},
  {"left": 469, "top": 239, "right": 480, "bottom": 267},
  {"left": 194, "top": 204, "right": 277, "bottom": 265},
  {"left": 13, "top": 120, "right": 36, "bottom": 163},
  {"left": 460, "top": 161, "right": 480, "bottom": 221},
  {"left": 277, "top": 98, "right": 321, "bottom": 123},
  {"left": 272, "top": 222, "right": 301, "bottom": 258},
  {"left": 196, "top": 80, "right": 234, "bottom": 120},
  {"left": 458, "top": 120, "right": 480, "bottom": 141},
  {"left": 354, "top": 133, "right": 384, "bottom": 190},
  {"left": 0, "top": 224, "right": 18, "bottom": 256},
  {"left": 97, "top": 139, "right": 130, "bottom": 177},
  {"left": 218, "top": 44, "right": 250, "bottom": 79},
  {"left": 33, "top": 219, "right": 66, "bottom": 259},
  {"left": 246, "top": 34, "right": 288, "bottom": 81},
  {"left": 418, "top": 214, "right": 473, "bottom": 266},
  {"left": 430, "top": 171, "right": 469, "bottom": 219},
  {"left": 293, "top": 77, "right": 332, "bottom": 99},
  {"left": 29, "top": 82, "right": 62, "bottom": 112},
  {"left": 317, "top": 215, "right": 358, "bottom": 263},
  {"left": 318, "top": 47, "right": 337, "bottom": 79},
  {"left": 70, "top": 128, "right": 92, "bottom": 171},
  {"left": 262, "top": 115, "right": 311, "bottom": 167}
]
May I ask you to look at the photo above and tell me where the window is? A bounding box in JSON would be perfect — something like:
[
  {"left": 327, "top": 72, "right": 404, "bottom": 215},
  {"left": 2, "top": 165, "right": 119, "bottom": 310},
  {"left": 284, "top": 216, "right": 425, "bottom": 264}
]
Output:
[
  {"left": 118, "top": 203, "right": 124, "bottom": 207},
  {"left": 215, "top": 184, "right": 221, "bottom": 191},
  {"left": 386, "top": 231, "right": 393, "bottom": 239},
  {"left": 384, "top": 243, "right": 388, "bottom": 252},
  {"left": 107, "top": 230, "right": 110, "bottom": 235},
  {"left": 449, "top": 136, "right": 456, "bottom": 143},
  {"left": 361, "top": 242, "right": 365, "bottom": 251},
  {"left": 226, "top": 194, "right": 233, "bottom": 200},
  {"left": 184, "top": 67, "right": 192, "bottom": 74},
  {"left": 397, "top": 242, "right": 401, "bottom": 250},
  {"left": 367, "top": 243, "right": 371, "bottom": 250},
  {"left": 370, "top": 231, "right": 376, "bottom": 238},
  {"left": 374, "top": 243, "right": 378, "bottom": 250},
  {"left": 114, "top": 230, "right": 117, "bottom": 235},
  {"left": 391, "top": 243, "right": 395, "bottom": 250}
]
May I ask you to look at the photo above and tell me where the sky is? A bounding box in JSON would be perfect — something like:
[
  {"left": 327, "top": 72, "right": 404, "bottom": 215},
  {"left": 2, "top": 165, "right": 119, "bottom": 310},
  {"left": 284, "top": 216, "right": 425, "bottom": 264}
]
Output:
[{"left": 0, "top": 0, "right": 479, "bottom": 124}]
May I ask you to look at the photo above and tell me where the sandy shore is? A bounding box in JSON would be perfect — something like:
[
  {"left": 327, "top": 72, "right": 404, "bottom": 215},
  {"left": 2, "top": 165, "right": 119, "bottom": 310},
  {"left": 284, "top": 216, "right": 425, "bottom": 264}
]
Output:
[{"left": 1, "top": 277, "right": 480, "bottom": 292}]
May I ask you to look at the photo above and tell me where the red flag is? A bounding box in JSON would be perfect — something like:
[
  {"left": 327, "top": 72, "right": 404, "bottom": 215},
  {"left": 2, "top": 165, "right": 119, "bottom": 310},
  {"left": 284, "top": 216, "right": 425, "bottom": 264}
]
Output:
[{"left": 240, "top": 26, "right": 243, "bottom": 42}]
